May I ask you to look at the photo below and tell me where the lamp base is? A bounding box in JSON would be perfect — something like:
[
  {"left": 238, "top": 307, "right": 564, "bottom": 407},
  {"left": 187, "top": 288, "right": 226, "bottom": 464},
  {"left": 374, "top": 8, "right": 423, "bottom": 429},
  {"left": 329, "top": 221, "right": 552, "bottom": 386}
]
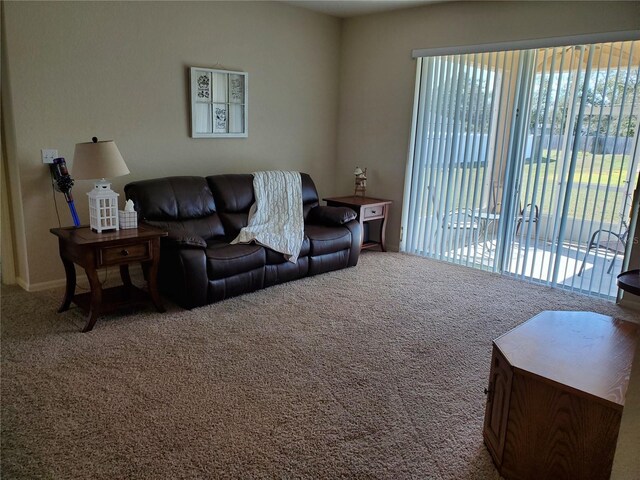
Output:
[{"left": 90, "top": 225, "right": 119, "bottom": 233}]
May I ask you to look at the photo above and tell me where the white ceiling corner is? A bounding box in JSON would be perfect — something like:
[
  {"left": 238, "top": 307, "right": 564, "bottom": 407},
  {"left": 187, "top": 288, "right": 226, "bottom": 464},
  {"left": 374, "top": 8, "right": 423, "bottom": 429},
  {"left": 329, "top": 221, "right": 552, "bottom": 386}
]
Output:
[{"left": 283, "top": 0, "right": 452, "bottom": 18}]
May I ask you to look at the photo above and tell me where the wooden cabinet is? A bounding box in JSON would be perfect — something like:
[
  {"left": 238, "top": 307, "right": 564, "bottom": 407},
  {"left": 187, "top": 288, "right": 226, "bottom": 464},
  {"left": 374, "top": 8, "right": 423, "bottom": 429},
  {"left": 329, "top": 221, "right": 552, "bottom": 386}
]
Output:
[
  {"left": 483, "top": 311, "right": 638, "bottom": 480},
  {"left": 483, "top": 346, "right": 512, "bottom": 463}
]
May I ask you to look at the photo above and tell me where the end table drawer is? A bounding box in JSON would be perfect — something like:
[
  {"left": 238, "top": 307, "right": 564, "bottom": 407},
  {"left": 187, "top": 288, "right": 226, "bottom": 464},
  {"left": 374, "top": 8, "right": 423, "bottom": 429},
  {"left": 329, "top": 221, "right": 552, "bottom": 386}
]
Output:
[
  {"left": 99, "top": 242, "right": 150, "bottom": 266},
  {"left": 363, "top": 205, "right": 384, "bottom": 219}
]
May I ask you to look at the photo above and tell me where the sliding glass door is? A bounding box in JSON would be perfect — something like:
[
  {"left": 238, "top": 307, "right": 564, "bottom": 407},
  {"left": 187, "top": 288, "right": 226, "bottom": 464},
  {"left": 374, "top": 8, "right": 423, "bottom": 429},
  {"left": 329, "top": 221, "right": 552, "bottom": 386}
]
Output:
[{"left": 402, "top": 40, "right": 639, "bottom": 298}]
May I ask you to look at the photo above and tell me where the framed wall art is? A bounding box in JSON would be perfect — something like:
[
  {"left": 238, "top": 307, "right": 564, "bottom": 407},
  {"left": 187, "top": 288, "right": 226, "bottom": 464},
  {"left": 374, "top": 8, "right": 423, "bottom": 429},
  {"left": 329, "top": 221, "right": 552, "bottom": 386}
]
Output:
[{"left": 190, "top": 67, "right": 247, "bottom": 138}]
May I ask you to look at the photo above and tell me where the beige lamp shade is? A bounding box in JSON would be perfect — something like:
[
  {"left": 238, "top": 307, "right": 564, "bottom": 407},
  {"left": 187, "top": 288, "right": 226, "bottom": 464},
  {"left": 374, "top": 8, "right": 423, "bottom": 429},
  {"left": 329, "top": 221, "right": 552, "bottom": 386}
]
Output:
[{"left": 72, "top": 138, "right": 130, "bottom": 180}]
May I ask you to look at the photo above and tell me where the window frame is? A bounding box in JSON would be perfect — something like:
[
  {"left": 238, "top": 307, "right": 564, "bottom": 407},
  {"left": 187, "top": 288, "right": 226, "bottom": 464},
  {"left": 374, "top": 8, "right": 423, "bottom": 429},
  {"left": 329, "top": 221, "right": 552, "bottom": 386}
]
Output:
[{"left": 190, "top": 67, "right": 248, "bottom": 138}]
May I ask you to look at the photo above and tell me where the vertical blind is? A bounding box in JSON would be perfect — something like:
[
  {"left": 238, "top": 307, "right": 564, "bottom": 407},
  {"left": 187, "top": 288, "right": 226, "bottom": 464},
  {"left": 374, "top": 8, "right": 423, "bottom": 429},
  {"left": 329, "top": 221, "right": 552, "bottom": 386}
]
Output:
[{"left": 402, "top": 41, "right": 640, "bottom": 298}]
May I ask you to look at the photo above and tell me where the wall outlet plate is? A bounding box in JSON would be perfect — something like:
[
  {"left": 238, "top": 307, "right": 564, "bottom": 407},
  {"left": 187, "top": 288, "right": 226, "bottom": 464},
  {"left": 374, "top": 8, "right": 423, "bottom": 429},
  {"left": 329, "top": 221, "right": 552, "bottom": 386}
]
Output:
[{"left": 41, "top": 149, "right": 58, "bottom": 164}]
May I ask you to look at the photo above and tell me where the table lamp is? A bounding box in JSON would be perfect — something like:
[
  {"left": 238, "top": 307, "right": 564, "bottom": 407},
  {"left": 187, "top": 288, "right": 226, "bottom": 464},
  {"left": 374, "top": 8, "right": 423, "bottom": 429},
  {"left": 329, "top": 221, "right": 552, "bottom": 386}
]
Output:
[{"left": 72, "top": 137, "right": 130, "bottom": 233}]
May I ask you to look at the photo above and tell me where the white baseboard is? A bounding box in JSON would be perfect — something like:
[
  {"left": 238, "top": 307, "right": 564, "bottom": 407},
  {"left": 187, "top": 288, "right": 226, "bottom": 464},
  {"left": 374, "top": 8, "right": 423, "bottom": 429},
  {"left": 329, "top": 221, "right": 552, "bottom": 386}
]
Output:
[
  {"left": 17, "top": 276, "right": 68, "bottom": 292},
  {"left": 15, "top": 276, "right": 27, "bottom": 290},
  {"left": 14, "top": 265, "right": 145, "bottom": 292},
  {"left": 386, "top": 242, "right": 399, "bottom": 252}
]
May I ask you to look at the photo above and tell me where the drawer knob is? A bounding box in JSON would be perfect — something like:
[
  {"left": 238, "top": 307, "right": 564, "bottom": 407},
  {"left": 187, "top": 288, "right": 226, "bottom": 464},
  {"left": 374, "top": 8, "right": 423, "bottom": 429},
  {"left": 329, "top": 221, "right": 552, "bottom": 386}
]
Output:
[
  {"left": 484, "top": 384, "right": 494, "bottom": 402},
  {"left": 120, "top": 249, "right": 129, "bottom": 256},
  {"left": 371, "top": 210, "right": 377, "bottom": 214}
]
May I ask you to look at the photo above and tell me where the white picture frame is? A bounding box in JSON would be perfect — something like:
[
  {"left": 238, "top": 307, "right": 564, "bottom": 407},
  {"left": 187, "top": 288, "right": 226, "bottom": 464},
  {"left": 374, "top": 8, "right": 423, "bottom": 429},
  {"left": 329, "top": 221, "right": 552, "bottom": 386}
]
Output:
[{"left": 190, "top": 67, "right": 247, "bottom": 138}]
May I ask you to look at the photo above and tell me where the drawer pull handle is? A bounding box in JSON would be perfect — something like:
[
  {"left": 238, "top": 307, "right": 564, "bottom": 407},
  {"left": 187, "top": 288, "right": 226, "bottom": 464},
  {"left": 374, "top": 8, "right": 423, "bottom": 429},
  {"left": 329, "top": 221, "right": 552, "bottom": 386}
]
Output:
[
  {"left": 120, "top": 249, "right": 129, "bottom": 256},
  {"left": 371, "top": 210, "right": 377, "bottom": 214},
  {"left": 484, "top": 384, "right": 494, "bottom": 402}
]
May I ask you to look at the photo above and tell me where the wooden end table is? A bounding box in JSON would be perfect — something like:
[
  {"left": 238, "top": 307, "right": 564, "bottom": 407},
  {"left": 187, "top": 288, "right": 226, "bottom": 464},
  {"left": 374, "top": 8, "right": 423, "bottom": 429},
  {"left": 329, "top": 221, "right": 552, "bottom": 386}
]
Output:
[
  {"left": 483, "top": 311, "right": 638, "bottom": 480},
  {"left": 323, "top": 196, "right": 392, "bottom": 251},
  {"left": 50, "top": 224, "right": 168, "bottom": 332}
]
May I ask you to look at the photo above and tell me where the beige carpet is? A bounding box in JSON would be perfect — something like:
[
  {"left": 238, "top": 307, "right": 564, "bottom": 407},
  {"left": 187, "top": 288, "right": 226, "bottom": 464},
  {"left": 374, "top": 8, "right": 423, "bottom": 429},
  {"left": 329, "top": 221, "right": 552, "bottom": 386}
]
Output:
[{"left": 1, "top": 252, "right": 637, "bottom": 479}]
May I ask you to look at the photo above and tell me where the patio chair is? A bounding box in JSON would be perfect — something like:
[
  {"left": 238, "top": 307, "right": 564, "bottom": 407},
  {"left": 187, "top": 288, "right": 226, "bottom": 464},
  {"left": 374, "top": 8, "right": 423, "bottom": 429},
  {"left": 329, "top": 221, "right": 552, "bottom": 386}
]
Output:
[
  {"left": 445, "top": 209, "right": 479, "bottom": 231},
  {"left": 577, "top": 221, "right": 629, "bottom": 276},
  {"left": 476, "top": 185, "right": 502, "bottom": 237},
  {"left": 515, "top": 203, "right": 539, "bottom": 238},
  {"left": 444, "top": 209, "right": 479, "bottom": 249}
]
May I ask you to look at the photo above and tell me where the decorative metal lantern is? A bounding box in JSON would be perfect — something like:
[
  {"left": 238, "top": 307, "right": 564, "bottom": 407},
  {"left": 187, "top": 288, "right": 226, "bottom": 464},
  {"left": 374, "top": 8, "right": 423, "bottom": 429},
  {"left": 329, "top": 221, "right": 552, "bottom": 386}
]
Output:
[{"left": 87, "top": 180, "right": 120, "bottom": 232}]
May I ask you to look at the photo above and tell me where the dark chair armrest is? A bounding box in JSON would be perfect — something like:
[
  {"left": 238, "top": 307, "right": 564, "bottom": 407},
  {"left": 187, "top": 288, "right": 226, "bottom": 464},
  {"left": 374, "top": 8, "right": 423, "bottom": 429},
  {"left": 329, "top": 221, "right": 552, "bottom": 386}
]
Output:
[
  {"left": 343, "top": 219, "right": 362, "bottom": 267},
  {"left": 308, "top": 206, "right": 357, "bottom": 226},
  {"left": 164, "top": 229, "right": 207, "bottom": 249}
]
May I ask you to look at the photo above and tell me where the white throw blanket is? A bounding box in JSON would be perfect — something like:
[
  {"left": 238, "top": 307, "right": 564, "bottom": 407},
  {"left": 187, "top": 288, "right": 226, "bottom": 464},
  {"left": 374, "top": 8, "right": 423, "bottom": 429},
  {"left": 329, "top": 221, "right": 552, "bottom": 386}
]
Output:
[{"left": 231, "top": 171, "right": 304, "bottom": 263}]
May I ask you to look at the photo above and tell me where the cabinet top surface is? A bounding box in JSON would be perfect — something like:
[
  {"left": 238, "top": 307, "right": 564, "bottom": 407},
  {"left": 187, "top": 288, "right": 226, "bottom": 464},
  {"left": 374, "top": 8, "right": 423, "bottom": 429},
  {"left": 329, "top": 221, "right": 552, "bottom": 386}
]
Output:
[
  {"left": 50, "top": 224, "right": 167, "bottom": 245},
  {"left": 495, "top": 310, "right": 638, "bottom": 406},
  {"left": 324, "top": 196, "right": 392, "bottom": 207}
]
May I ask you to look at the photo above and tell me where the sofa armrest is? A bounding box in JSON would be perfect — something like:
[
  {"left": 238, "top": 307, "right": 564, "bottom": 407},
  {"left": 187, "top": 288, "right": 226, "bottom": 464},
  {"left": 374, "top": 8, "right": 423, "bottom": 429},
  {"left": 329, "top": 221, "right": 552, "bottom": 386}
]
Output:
[
  {"left": 155, "top": 247, "right": 209, "bottom": 309},
  {"left": 343, "top": 219, "right": 362, "bottom": 267},
  {"left": 174, "top": 248, "right": 209, "bottom": 308},
  {"left": 308, "top": 206, "right": 357, "bottom": 226},
  {"left": 163, "top": 229, "right": 207, "bottom": 249}
]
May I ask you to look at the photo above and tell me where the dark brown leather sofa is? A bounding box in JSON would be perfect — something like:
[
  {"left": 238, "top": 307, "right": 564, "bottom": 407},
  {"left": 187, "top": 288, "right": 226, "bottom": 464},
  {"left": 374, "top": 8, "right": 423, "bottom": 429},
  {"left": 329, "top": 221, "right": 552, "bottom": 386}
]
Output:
[{"left": 124, "top": 173, "right": 361, "bottom": 308}]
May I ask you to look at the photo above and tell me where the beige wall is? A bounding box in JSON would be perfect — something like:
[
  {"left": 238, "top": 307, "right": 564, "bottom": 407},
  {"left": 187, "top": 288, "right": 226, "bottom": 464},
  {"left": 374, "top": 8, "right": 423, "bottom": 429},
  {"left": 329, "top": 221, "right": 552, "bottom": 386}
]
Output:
[
  {"left": 337, "top": 1, "right": 640, "bottom": 250},
  {"left": 2, "top": 1, "right": 341, "bottom": 287}
]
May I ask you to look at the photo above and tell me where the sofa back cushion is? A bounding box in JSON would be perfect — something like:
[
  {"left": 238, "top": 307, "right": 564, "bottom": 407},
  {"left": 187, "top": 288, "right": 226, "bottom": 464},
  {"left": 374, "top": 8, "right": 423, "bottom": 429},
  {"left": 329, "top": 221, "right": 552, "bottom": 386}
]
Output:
[
  {"left": 300, "top": 173, "right": 320, "bottom": 217},
  {"left": 207, "top": 173, "right": 320, "bottom": 237},
  {"left": 206, "top": 174, "right": 254, "bottom": 235},
  {"left": 124, "top": 176, "right": 225, "bottom": 240}
]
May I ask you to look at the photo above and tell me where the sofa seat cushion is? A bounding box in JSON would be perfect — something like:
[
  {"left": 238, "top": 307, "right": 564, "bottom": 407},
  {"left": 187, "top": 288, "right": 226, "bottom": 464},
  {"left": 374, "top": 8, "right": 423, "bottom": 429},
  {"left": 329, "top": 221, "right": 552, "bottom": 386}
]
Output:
[
  {"left": 265, "top": 236, "right": 310, "bottom": 264},
  {"left": 305, "top": 224, "right": 352, "bottom": 256},
  {"left": 206, "top": 241, "right": 266, "bottom": 280}
]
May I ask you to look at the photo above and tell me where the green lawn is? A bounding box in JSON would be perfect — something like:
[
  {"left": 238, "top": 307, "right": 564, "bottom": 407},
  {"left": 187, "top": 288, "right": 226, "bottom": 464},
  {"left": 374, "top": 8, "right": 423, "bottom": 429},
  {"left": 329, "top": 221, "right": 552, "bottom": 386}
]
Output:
[
  {"left": 528, "top": 150, "right": 630, "bottom": 189},
  {"left": 435, "top": 150, "right": 634, "bottom": 228},
  {"left": 521, "top": 150, "right": 634, "bottom": 224}
]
